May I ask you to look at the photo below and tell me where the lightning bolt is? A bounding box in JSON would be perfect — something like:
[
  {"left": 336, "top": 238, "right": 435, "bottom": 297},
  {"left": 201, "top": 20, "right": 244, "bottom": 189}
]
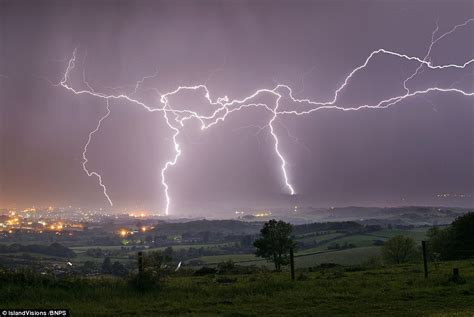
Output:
[
  {"left": 159, "top": 96, "right": 182, "bottom": 215},
  {"left": 57, "top": 18, "right": 474, "bottom": 215},
  {"left": 404, "top": 18, "right": 474, "bottom": 94},
  {"left": 82, "top": 99, "right": 113, "bottom": 206},
  {"left": 269, "top": 93, "right": 295, "bottom": 195}
]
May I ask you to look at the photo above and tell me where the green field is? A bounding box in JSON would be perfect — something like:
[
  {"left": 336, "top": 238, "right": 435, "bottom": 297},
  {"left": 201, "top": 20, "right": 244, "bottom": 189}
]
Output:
[
  {"left": 71, "top": 242, "right": 231, "bottom": 253},
  {"left": 0, "top": 228, "right": 430, "bottom": 271},
  {"left": 295, "top": 232, "right": 346, "bottom": 243},
  {"left": 194, "top": 246, "right": 382, "bottom": 268},
  {"left": 295, "top": 247, "right": 381, "bottom": 266},
  {"left": 188, "top": 228, "right": 429, "bottom": 268},
  {"left": 363, "top": 228, "right": 429, "bottom": 241},
  {"left": 1, "top": 260, "right": 473, "bottom": 316}
]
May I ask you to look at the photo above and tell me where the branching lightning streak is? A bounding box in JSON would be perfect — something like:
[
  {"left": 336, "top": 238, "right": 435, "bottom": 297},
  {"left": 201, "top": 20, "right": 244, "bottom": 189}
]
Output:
[
  {"left": 82, "top": 99, "right": 113, "bottom": 206},
  {"left": 58, "top": 19, "right": 474, "bottom": 215},
  {"left": 403, "top": 20, "right": 440, "bottom": 94},
  {"left": 269, "top": 94, "right": 295, "bottom": 194},
  {"left": 404, "top": 19, "right": 474, "bottom": 94},
  {"left": 159, "top": 97, "right": 182, "bottom": 215}
]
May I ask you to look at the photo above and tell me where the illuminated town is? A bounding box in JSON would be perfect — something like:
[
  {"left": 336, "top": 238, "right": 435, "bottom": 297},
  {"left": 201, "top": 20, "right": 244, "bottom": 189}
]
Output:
[
  {"left": 0, "top": 205, "right": 281, "bottom": 239},
  {"left": 0, "top": 206, "right": 161, "bottom": 237}
]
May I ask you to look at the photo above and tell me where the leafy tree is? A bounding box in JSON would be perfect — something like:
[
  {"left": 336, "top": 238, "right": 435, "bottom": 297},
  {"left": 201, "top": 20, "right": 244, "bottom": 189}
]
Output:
[
  {"left": 143, "top": 250, "right": 172, "bottom": 270},
  {"left": 253, "top": 219, "right": 296, "bottom": 271},
  {"left": 428, "top": 212, "right": 474, "bottom": 260},
  {"left": 130, "top": 251, "right": 171, "bottom": 292},
  {"left": 81, "top": 261, "right": 97, "bottom": 274},
  {"left": 101, "top": 257, "right": 113, "bottom": 274},
  {"left": 200, "top": 231, "right": 211, "bottom": 243},
  {"left": 427, "top": 226, "right": 453, "bottom": 260},
  {"left": 449, "top": 212, "right": 474, "bottom": 259},
  {"left": 162, "top": 247, "right": 174, "bottom": 259},
  {"left": 217, "top": 260, "right": 235, "bottom": 273},
  {"left": 111, "top": 261, "right": 129, "bottom": 277},
  {"left": 46, "top": 243, "right": 76, "bottom": 258},
  {"left": 0, "top": 243, "right": 75, "bottom": 258},
  {"left": 381, "top": 235, "right": 418, "bottom": 264},
  {"left": 240, "top": 235, "right": 253, "bottom": 247}
]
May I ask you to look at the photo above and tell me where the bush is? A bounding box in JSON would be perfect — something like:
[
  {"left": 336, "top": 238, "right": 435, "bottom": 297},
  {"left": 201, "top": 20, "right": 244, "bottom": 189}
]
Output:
[
  {"left": 112, "top": 261, "right": 129, "bottom": 277},
  {"left": 296, "top": 272, "right": 310, "bottom": 281},
  {"left": 215, "top": 276, "right": 237, "bottom": 284},
  {"left": 129, "top": 271, "right": 163, "bottom": 292},
  {"left": 81, "top": 261, "right": 97, "bottom": 274},
  {"left": 363, "top": 256, "right": 384, "bottom": 268},
  {"left": 217, "top": 260, "right": 235, "bottom": 273},
  {"left": 373, "top": 240, "right": 385, "bottom": 246},
  {"left": 0, "top": 243, "right": 75, "bottom": 258},
  {"left": 193, "top": 267, "right": 217, "bottom": 276},
  {"left": 428, "top": 213, "right": 474, "bottom": 260},
  {"left": 381, "top": 235, "right": 418, "bottom": 264}
]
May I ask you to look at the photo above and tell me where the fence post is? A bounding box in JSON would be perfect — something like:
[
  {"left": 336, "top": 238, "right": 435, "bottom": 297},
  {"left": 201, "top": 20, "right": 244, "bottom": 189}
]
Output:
[
  {"left": 290, "top": 247, "right": 295, "bottom": 281},
  {"left": 421, "top": 241, "right": 428, "bottom": 278},
  {"left": 138, "top": 251, "right": 144, "bottom": 274}
]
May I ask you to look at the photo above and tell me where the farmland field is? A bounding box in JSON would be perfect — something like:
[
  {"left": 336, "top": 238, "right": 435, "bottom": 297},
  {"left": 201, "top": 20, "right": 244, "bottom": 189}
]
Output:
[{"left": 1, "top": 260, "right": 473, "bottom": 316}]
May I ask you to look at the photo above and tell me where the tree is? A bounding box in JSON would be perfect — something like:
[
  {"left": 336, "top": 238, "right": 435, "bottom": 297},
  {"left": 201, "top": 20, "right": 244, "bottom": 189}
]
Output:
[
  {"left": 162, "top": 246, "right": 174, "bottom": 259},
  {"left": 428, "top": 212, "right": 474, "bottom": 260},
  {"left": 112, "top": 261, "right": 129, "bottom": 277},
  {"left": 427, "top": 226, "right": 454, "bottom": 260},
  {"left": 144, "top": 250, "right": 172, "bottom": 270},
  {"left": 101, "top": 257, "right": 113, "bottom": 274},
  {"left": 240, "top": 235, "right": 253, "bottom": 247},
  {"left": 81, "top": 261, "right": 97, "bottom": 274},
  {"left": 200, "top": 231, "right": 211, "bottom": 243},
  {"left": 253, "top": 219, "right": 295, "bottom": 271},
  {"left": 381, "top": 235, "right": 417, "bottom": 264}
]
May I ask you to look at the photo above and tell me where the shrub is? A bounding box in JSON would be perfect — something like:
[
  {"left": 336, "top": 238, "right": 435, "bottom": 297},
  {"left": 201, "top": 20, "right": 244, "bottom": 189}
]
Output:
[
  {"left": 428, "top": 213, "right": 474, "bottom": 260},
  {"left": 363, "top": 256, "right": 384, "bottom": 268},
  {"left": 217, "top": 260, "right": 235, "bottom": 273},
  {"left": 193, "top": 267, "right": 217, "bottom": 276},
  {"left": 129, "top": 271, "right": 162, "bottom": 292},
  {"left": 381, "top": 235, "right": 418, "bottom": 264}
]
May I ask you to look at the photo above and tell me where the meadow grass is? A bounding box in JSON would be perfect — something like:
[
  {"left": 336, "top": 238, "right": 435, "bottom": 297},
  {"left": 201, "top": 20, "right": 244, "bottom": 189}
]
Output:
[
  {"left": 195, "top": 246, "right": 382, "bottom": 267},
  {"left": 1, "top": 260, "right": 473, "bottom": 316}
]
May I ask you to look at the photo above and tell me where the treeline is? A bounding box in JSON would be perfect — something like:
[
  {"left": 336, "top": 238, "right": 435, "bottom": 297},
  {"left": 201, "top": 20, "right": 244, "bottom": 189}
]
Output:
[
  {"left": 428, "top": 212, "right": 474, "bottom": 260},
  {"left": 149, "top": 220, "right": 262, "bottom": 236},
  {"left": 293, "top": 221, "right": 380, "bottom": 235},
  {"left": 0, "top": 243, "right": 75, "bottom": 258},
  {"left": 378, "top": 212, "right": 474, "bottom": 265}
]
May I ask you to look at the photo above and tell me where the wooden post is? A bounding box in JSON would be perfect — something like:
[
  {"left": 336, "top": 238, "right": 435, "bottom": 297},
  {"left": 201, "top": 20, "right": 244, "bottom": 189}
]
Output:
[
  {"left": 290, "top": 247, "right": 295, "bottom": 281},
  {"left": 138, "top": 251, "right": 144, "bottom": 274},
  {"left": 421, "top": 241, "right": 428, "bottom": 278}
]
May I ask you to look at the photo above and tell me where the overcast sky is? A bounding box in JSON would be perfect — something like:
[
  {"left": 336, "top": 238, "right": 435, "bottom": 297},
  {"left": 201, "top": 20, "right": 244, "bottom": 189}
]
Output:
[{"left": 0, "top": 0, "right": 473, "bottom": 215}]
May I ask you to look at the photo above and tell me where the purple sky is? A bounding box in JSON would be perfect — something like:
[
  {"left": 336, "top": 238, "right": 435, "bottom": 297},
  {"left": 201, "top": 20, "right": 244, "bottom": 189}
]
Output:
[{"left": 0, "top": 0, "right": 473, "bottom": 214}]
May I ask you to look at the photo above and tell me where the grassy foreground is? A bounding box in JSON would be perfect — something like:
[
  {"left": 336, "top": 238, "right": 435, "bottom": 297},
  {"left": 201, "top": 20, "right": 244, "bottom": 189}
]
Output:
[{"left": 1, "top": 260, "right": 473, "bottom": 316}]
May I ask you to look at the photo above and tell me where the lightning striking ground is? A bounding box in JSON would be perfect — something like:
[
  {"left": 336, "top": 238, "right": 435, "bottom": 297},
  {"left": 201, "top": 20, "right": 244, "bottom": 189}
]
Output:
[{"left": 58, "top": 19, "right": 474, "bottom": 215}]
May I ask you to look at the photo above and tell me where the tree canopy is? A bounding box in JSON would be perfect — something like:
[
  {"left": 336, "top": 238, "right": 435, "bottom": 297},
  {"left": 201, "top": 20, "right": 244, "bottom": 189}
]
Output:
[
  {"left": 428, "top": 212, "right": 474, "bottom": 260},
  {"left": 253, "top": 219, "right": 296, "bottom": 271},
  {"left": 381, "top": 235, "right": 418, "bottom": 264}
]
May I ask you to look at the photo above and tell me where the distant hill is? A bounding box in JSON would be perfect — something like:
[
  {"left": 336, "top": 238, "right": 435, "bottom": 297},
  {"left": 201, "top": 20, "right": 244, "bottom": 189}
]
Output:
[
  {"left": 151, "top": 219, "right": 263, "bottom": 235},
  {"left": 302, "top": 206, "right": 471, "bottom": 225}
]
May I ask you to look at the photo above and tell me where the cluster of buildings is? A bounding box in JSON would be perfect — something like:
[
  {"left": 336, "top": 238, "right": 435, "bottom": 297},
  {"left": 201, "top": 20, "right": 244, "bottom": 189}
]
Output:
[
  {"left": 0, "top": 208, "right": 85, "bottom": 234},
  {"left": 0, "top": 206, "right": 162, "bottom": 239}
]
